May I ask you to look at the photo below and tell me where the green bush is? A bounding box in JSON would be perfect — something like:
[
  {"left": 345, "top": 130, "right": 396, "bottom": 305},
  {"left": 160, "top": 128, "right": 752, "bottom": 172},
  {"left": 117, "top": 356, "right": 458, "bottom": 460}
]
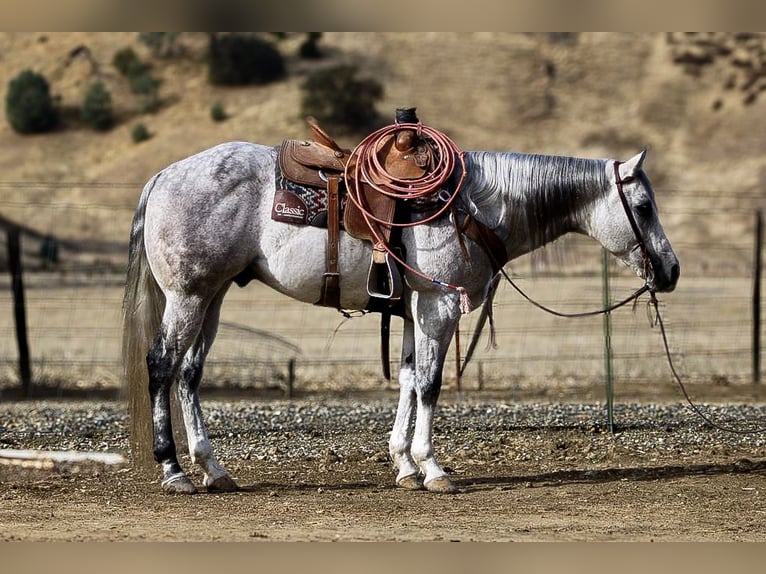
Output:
[
  {"left": 113, "top": 47, "right": 160, "bottom": 112},
  {"left": 300, "top": 64, "right": 383, "bottom": 130},
  {"left": 210, "top": 102, "right": 227, "bottom": 122},
  {"left": 81, "top": 81, "right": 113, "bottom": 131},
  {"left": 5, "top": 69, "right": 58, "bottom": 134},
  {"left": 131, "top": 123, "right": 150, "bottom": 143},
  {"left": 208, "top": 33, "right": 285, "bottom": 85},
  {"left": 138, "top": 33, "right": 180, "bottom": 57},
  {"left": 129, "top": 71, "right": 161, "bottom": 112},
  {"left": 113, "top": 47, "right": 141, "bottom": 76}
]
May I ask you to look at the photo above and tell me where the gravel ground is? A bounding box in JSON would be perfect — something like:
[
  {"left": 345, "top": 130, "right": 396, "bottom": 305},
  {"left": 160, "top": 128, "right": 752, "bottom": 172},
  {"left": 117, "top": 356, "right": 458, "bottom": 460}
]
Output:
[
  {"left": 3, "top": 392, "right": 766, "bottom": 541},
  {"left": 2, "top": 396, "right": 766, "bottom": 469}
]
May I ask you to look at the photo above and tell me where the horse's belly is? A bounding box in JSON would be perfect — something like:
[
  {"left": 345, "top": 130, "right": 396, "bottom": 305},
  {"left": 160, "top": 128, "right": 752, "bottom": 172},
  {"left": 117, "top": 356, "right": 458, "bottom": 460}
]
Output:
[{"left": 256, "top": 226, "right": 373, "bottom": 310}]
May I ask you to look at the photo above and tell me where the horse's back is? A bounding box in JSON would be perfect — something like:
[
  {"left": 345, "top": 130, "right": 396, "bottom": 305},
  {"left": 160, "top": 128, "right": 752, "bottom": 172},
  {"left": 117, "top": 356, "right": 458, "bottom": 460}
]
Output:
[{"left": 156, "top": 141, "right": 275, "bottom": 193}]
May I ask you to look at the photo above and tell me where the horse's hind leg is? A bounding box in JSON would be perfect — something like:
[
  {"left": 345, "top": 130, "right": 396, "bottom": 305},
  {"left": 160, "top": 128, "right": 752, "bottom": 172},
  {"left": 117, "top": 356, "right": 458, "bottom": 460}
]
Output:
[
  {"left": 147, "top": 293, "right": 206, "bottom": 494},
  {"left": 176, "top": 285, "right": 238, "bottom": 492}
]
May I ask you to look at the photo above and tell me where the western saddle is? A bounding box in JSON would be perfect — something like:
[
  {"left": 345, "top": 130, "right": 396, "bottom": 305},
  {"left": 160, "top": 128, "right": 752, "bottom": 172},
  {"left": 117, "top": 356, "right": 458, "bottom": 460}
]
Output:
[{"left": 278, "top": 107, "right": 442, "bottom": 310}]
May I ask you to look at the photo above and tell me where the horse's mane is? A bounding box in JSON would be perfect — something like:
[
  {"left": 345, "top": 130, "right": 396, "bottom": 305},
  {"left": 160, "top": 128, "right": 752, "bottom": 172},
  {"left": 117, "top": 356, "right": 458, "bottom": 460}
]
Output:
[{"left": 460, "top": 151, "right": 608, "bottom": 247}]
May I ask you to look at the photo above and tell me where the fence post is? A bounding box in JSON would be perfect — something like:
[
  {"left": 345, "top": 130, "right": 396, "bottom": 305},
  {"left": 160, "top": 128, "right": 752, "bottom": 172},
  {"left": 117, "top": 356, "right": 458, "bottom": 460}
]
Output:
[
  {"left": 754, "top": 210, "right": 763, "bottom": 384},
  {"left": 285, "top": 358, "right": 295, "bottom": 399},
  {"left": 602, "top": 247, "right": 615, "bottom": 433},
  {"left": 6, "top": 225, "right": 32, "bottom": 396}
]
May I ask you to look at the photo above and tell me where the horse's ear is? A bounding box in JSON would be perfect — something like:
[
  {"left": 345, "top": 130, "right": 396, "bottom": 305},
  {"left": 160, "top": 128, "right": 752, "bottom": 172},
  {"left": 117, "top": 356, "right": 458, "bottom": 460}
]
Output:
[{"left": 618, "top": 149, "right": 647, "bottom": 180}]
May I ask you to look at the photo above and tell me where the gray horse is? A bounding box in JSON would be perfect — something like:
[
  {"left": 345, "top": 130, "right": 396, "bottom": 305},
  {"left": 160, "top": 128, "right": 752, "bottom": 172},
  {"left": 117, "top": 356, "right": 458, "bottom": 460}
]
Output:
[{"left": 123, "top": 143, "right": 679, "bottom": 494}]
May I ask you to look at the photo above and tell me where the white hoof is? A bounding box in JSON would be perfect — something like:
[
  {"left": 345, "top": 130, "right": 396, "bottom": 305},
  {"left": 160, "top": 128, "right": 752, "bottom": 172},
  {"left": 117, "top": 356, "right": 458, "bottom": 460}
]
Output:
[
  {"left": 205, "top": 474, "right": 239, "bottom": 492},
  {"left": 424, "top": 475, "right": 458, "bottom": 494},
  {"left": 396, "top": 473, "right": 424, "bottom": 490}
]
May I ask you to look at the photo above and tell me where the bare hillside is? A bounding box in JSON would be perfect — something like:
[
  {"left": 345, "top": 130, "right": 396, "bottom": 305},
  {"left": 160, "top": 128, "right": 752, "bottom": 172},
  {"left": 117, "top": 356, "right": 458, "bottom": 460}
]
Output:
[{"left": 1, "top": 32, "right": 765, "bottom": 257}]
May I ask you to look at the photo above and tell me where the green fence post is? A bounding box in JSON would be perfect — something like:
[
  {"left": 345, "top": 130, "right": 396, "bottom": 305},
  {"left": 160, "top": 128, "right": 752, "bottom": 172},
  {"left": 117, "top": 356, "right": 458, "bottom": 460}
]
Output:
[{"left": 602, "top": 247, "right": 615, "bottom": 433}]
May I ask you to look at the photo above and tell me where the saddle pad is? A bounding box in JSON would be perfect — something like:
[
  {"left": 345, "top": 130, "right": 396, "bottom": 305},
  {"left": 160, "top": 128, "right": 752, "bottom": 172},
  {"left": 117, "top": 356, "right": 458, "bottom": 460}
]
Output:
[{"left": 271, "top": 162, "right": 343, "bottom": 229}]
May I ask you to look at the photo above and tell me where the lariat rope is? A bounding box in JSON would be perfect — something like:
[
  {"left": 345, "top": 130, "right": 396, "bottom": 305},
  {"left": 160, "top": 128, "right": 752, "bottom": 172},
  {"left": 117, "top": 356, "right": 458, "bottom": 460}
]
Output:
[{"left": 344, "top": 121, "right": 472, "bottom": 313}]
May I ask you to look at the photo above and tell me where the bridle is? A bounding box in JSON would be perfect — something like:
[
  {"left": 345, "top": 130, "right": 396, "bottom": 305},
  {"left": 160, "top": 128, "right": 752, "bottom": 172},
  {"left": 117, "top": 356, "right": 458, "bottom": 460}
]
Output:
[{"left": 612, "top": 160, "right": 655, "bottom": 290}]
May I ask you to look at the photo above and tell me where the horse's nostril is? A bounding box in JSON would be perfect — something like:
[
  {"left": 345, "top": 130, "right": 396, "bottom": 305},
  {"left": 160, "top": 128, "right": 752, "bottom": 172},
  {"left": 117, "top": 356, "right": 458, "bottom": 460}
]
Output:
[{"left": 671, "top": 263, "right": 680, "bottom": 284}]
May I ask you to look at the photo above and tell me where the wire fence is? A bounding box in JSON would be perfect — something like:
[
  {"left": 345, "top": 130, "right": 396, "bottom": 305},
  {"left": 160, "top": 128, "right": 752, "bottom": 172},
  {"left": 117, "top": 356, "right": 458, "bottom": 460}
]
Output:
[{"left": 0, "top": 188, "right": 763, "bottom": 398}]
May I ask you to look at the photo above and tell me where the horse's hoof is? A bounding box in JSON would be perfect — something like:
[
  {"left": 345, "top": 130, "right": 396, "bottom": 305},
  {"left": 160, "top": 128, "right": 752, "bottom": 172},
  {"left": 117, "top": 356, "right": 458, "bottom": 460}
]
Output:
[
  {"left": 424, "top": 476, "right": 458, "bottom": 494},
  {"left": 396, "top": 473, "right": 424, "bottom": 490},
  {"left": 162, "top": 474, "right": 198, "bottom": 495},
  {"left": 205, "top": 474, "right": 239, "bottom": 492}
]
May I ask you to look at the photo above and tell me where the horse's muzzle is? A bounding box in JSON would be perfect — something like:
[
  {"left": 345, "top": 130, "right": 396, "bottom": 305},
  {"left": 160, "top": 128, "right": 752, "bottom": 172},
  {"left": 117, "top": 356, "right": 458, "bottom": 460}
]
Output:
[{"left": 649, "top": 260, "right": 680, "bottom": 293}]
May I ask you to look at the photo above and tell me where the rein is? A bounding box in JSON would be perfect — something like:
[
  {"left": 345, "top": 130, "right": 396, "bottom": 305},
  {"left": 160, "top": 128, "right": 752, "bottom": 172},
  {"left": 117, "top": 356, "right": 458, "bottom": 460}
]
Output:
[{"left": 649, "top": 291, "right": 766, "bottom": 435}]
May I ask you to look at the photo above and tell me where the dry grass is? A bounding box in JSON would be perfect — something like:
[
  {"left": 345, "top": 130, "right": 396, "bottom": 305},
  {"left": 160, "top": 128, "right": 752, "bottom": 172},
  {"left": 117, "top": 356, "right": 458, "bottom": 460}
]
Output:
[{"left": 0, "top": 269, "right": 758, "bottom": 401}]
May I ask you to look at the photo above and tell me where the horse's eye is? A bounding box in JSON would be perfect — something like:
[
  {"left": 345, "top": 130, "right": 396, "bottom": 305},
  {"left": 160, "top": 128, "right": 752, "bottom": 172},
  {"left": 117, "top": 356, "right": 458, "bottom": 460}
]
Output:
[{"left": 636, "top": 202, "right": 653, "bottom": 217}]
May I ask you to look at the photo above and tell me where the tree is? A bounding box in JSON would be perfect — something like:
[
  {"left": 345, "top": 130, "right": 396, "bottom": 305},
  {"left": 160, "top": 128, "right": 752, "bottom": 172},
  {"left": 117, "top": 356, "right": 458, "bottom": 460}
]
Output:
[
  {"left": 5, "top": 69, "right": 58, "bottom": 134},
  {"left": 208, "top": 33, "right": 285, "bottom": 86},
  {"left": 81, "top": 81, "right": 114, "bottom": 131},
  {"left": 300, "top": 64, "right": 383, "bottom": 130}
]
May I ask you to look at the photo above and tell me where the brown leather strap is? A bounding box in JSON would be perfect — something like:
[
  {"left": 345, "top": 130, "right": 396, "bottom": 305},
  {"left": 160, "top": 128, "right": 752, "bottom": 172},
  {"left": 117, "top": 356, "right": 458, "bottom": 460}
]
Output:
[
  {"left": 460, "top": 214, "right": 509, "bottom": 273},
  {"left": 451, "top": 205, "right": 470, "bottom": 262},
  {"left": 380, "top": 311, "right": 391, "bottom": 381},
  {"left": 319, "top": 175, "right": 341, "bottom": 308}
]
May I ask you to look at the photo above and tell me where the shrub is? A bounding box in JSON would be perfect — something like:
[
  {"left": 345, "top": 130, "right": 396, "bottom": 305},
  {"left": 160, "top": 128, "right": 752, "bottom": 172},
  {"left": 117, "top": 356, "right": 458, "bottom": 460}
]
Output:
[
  {"left": 112, "top": 47, "right": 141, "bottom": 76},
  {"left": 81, "top": 81, "right": 113, "bottom": 131},
  {"left": 300, "top": 64, "right": 383, "bottom": 130},
  {"left": 208, "top": 33, "right": 285, "bottom": 85},
  {"left": 5, "top": 69, "right": 58, "bottom": 134},
  {"left": 299, "top": 32, "right": 323, "bottom": 59},
  {"left": 138, "top": 33, "right": 180, "bottom": 57},
  {"left": 129, "top": 71, "right": 161, "bottom": 112},
  {"left": 131, "top": 123, "right": 150, "bottom": 143},
  {"left": 113, "top": 47, "right": 159, "bottom": 112},
  {"left": 210, "top": 102, "right": 227, "bottom": 122}
]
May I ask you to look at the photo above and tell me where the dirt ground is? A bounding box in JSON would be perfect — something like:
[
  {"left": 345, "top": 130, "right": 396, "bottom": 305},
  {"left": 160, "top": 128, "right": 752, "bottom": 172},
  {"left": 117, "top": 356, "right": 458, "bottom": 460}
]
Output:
[{"left": 2, "top": 382, "right": 766, "bottom": 543}]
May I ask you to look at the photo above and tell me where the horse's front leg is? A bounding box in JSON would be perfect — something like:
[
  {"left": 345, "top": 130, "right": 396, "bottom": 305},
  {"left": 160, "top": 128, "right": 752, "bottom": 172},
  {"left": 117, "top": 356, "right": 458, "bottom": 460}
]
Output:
[
  {"left": 389, "top": 318, "right": 423, "bottom": 490},
  {"left": 410, "top": 292, "right": 461, "bottom": 493}
]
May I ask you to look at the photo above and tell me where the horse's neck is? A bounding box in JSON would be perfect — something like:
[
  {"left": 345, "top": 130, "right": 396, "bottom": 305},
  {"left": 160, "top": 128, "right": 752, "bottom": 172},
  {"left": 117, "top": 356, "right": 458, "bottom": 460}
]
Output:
[{"left": 463, "top": 151, "right": 608, "bottom": 258}]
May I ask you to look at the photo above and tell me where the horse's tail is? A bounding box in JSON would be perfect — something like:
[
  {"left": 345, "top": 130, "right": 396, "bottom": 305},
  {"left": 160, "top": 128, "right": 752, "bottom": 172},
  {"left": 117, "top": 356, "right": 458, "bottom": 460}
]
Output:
[{"left": 122, "top": 173, "right": 165, "bottom": 472}]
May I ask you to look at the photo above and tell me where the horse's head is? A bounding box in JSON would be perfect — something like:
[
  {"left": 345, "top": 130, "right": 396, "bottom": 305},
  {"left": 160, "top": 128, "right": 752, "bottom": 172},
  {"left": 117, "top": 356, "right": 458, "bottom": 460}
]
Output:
[{"left": 591, "top": 150, "right": 680, "bottom": 293}]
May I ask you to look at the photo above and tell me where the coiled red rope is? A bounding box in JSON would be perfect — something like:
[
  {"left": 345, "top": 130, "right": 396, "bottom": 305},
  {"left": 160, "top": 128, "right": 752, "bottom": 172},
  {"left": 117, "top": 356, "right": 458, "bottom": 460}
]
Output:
[
  {"left": 343, "top": 121, "right": 471, "bottom": 311},
  {"left": 345, "top": 122, "right": 466, "bottom": 226}
]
